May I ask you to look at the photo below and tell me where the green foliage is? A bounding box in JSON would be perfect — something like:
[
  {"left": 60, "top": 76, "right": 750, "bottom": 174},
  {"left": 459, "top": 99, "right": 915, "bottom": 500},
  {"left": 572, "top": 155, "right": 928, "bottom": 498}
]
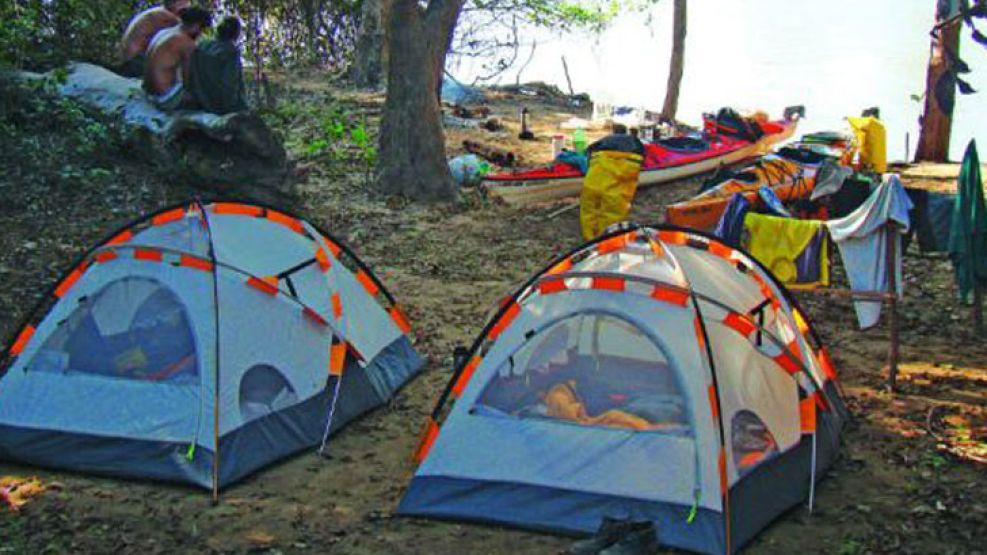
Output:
[
  {"left": 265, "top": 97, "right": 376, "bottom": 174},
  {"left": 1, "top": 75, "right": 124, "bottom": 181},
  {"left": 0, "top": 1, "right": 153, "bottom": 71},
  {"left": 523, "top": 0, "right": 622, "bottom": 32}
]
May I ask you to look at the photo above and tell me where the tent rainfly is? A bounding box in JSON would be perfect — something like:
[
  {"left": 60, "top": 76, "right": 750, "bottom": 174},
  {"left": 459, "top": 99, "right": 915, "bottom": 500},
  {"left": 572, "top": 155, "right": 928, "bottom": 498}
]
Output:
[
  {"left": 399, "top": 224, "right": 846, "bottom": 555},
  {"left": 0, "top": 201, "right": 422, "bottom": 494}
]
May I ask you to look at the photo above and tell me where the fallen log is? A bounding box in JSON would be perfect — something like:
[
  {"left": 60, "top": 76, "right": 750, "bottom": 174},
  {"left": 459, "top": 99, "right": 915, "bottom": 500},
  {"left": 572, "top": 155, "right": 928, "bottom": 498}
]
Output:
[
  {"left": 17, "top": 63, "right": 293, "bottom": 203},
  {"left": 462, "top": 140, "right": 519, "bottom": 168}
]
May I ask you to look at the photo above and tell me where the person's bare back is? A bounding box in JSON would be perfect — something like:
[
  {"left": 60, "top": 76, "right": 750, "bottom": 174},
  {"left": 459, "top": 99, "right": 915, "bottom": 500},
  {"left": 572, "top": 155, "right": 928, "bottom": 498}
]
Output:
[
  {"left": 144, "top": 26, "right": 196, "bottom": 95},
  {"left": 119, "top": 6, "right": 182, "bottom": 63}
]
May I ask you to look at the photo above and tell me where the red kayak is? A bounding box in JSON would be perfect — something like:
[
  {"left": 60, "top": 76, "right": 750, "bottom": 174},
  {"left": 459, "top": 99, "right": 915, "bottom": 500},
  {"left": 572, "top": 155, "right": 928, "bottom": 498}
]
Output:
[{"left": 481, "top": 109, "right": 800, "bottom": 205}]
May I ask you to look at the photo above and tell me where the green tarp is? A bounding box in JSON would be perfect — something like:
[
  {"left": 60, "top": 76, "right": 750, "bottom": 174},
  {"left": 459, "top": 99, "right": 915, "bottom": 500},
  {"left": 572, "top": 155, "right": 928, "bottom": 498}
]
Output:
[
  {"left": 187, "top": 39, "right": 247, "bottom": 115},
  {"left": 948, "top": 139, "right": 987, "bottom": 301}
]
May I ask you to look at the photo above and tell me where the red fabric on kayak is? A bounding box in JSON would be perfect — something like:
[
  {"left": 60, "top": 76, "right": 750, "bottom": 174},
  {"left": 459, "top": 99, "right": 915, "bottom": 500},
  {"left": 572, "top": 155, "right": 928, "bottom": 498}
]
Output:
[{"left": 483, "top": 127, "right": 766, "bottom": 183}]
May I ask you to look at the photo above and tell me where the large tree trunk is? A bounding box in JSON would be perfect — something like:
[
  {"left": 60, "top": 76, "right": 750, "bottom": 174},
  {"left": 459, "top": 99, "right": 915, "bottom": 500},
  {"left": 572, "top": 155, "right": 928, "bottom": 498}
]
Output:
[
  {"left": 915, "top": 1, "right": 961, "bottom": 162},
  {"left": 660, "top": 0, "right": 687, "bottom": 122},
  {"left": 353, "top": 0, "right": 392, "bottom": 88},
  {"left": 376, "top": 0, "right": 463, "bottom": 201}
]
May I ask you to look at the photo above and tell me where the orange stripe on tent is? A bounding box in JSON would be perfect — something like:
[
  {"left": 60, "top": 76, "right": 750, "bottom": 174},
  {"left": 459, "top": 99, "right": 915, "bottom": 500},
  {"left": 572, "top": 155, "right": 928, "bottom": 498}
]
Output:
[
  {"left": 323, "top": 239, "right": 342, "bottom": 258},
  {"left": 106, "top": 230, "right": 133, "bottom": 246},
  {"left": 54, "top": 262, "right": 88, "bottom": 298},
  {"left": 266, "top": 210, "right": 304, "bottom": 233},
  {"left": 212, "top": 203, "right": 262, "bottom": 217},
  {"left": 773, "top": 352, "right": 801, "bottom": 375},
  {"left": 94, "top": 251, "right": 118, "bottom": 264},
  {"left": 134, "top": 248, "right": 162, "bottom": 262},
  {"left": 693, "top": 318, "right": 706, "bottom": 350},
  {"left": 723, "top": 313, "right": 756, "bottom": 337},
  {"left": 331, "top": 292, "right": 343, "bottom": 319},
  {"left": 800, "top": 395, "right": 817, "bottom": 433},
  {"left": 591, "top": 277, "right": 624, "bottom": 292},
  {"left": 488, "top": 302, "right": 520, "bottom": 340},
  {"left": 9, "top": 325, "right": 35, "bottom": 356},
  {"left": 597, "top": 234, "right": 629, "bottom": 255},
  {"left": 247, "top": 276, "right": 279, "bottom": 295},
  {"left": 708, "top": 242, "right": 733, "bottom": 260},
  {"left": 389, "top": 306, "right": 412, "bottom": 334},
  {"left": 708, "top": 384, "right": 720, "bottom": 421},
  {"left": 315, "top": 248, "right": 331, "bottom": 272},
  {"left": 546, "top": 258, "right": 572, "bottom": 276},
  {"left": 356, "top": 270, "right": 380, "bottom": 297},
  {"left": 303, "top": 306, "right": 328, "bottom": 326},
  {"left": 180, "top": 255, "right": 213, "bottom": 272},
  {"left": 787, "top": 340, "right": 803, "bottom": 362},
  {"left": 413, "top": 418, "right": 440, "bottom": 464},
  {"left": 451, "top": 356, "right": 481, "bottom": 397},
  {"left": 538, "top": 279, "right": 568, "bottom": 295},
  {"left": 658, "top": 230, "right": 689, "bottom": 245},
  {"left": 738, "top": 451, "right": 765, "bottom": 469},
  {"left": 151, "top": 208, "right": 185, "bottom": 226},
  {"left": 651, "top": 285, "right": 689, "bottom": 307},
  {"left": 817, "top": 347, "right": 839, "bottom": 382},
  {"left": 329, "top": 339, "right": 347, "bottom": 376}
]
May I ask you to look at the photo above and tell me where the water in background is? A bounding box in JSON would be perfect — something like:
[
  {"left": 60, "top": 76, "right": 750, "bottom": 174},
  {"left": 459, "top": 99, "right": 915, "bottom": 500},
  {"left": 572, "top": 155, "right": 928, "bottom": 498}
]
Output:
[{"left": 450, "top": 0, "right": 986, "bottom": 162}]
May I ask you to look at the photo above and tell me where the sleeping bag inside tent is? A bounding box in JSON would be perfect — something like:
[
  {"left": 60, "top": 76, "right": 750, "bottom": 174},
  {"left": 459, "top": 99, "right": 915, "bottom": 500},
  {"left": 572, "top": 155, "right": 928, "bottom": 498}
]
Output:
[
  {"left": 0, "top": 201, "right": 422, "bottom": 492},
  {"left": 399, "top": 224, "right": 846, "bottom": 555}
]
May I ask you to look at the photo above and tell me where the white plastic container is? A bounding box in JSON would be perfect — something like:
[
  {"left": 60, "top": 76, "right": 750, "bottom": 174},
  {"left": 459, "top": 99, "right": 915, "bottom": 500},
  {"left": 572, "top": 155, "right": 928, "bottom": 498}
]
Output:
[{"left": 551, "top": 135, "right": 566, "bottom": 159}]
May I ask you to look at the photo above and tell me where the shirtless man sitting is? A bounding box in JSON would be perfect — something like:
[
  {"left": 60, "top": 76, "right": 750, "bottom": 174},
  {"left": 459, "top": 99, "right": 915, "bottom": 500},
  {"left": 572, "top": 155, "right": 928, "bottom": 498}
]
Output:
[
  {"left": 117, "top": 0, "right": 190, "bottom": 78},
  {"left": 143, "top": 7, "right": 212, "bottom": 112}
]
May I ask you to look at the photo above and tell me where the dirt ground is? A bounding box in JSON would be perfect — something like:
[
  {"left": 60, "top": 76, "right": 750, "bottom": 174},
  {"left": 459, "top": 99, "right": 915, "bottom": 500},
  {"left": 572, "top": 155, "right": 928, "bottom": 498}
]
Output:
[{"left": 1, "top": 78, "right": 985, "bottom": 555}]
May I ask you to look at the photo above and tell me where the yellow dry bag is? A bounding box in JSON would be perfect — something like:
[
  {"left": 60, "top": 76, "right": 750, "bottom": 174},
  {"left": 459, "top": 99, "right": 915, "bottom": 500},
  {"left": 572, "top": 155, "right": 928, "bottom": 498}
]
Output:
[{"left": 580, "top": 150, "right": 643, "bottom": 240}]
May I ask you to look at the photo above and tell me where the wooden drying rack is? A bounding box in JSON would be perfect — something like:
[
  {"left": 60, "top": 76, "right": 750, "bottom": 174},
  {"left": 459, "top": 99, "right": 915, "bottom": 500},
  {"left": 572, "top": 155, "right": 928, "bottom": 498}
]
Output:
[{"left": 797, "top": 223, "right": 902, "bottom": 390}]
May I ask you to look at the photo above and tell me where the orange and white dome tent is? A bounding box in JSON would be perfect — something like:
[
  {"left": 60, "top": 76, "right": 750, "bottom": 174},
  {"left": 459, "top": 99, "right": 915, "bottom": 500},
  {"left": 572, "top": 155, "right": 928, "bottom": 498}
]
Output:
[
  {"left": 400, "top": 223, "right": 846, "bottom": 555},
  {"left": 0, "top": 200, "right": 421, "bottom": 495}
]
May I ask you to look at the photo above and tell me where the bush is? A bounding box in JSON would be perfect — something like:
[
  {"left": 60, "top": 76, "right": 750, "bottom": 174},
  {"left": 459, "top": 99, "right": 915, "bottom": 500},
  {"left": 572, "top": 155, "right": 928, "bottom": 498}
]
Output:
[{"left": 1, "top": 1, "right": 153, "bottom": 71}]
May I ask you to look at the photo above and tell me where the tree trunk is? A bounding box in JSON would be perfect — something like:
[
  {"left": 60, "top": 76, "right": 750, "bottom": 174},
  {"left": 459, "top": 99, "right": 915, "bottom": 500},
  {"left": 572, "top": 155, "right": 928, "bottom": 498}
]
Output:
[
  {"left": 915, "top": 1, "right": 961, "bottom": 162},
  {"left": 376, "top": 0, "right": 464, "bottom": 201},
  {"left": 660, "top": 0, "right": 687, "bottom": 123},
  {"left": 353, "top": 0, "right": 392, "bottom": 89}
]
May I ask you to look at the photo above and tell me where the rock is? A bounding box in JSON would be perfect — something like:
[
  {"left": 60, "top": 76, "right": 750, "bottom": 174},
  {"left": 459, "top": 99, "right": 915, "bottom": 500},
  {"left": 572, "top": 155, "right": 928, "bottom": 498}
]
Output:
[{"left": 17, "top": 63, "right": 292, "bottom": 203}]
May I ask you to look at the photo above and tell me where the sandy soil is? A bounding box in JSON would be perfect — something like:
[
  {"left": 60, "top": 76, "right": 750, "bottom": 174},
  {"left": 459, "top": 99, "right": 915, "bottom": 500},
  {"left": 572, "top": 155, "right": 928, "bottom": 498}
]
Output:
[{"left": 1, "top": 80, "right": 985, "bottom": 555}]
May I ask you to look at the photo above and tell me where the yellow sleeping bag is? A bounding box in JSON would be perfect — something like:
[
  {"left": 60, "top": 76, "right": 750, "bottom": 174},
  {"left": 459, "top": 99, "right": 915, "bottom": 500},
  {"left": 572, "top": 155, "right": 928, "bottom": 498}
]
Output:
[{"left": 580, "top": 150, "right": 643, "bottom": 240}]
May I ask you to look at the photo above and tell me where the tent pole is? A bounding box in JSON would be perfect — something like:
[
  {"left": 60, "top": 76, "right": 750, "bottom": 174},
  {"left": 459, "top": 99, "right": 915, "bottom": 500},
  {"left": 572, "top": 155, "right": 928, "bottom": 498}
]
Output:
[
  {"left": 886, "top": 224, "right": 899, "bottom": 391},
  {"left": 318, "top": 373, "right": 344, "bottom": 457},
  {"left": 195, "top": 198, "right": 222, "bottom": 504}
]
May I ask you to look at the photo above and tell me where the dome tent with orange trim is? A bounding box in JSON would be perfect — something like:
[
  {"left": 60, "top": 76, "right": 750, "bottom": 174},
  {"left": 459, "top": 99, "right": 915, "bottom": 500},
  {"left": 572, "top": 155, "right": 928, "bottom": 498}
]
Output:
[
  {"left": 0, "top": 200, "right": 421, "bottom": 494},
  {"left": 399, "top": 224, "right": 846, "bottom": 555}
]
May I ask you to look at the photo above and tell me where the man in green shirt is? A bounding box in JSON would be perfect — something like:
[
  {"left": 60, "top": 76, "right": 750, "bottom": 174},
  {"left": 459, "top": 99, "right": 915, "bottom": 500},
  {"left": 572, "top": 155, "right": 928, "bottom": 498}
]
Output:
[{"left": 187, "top": 16, "right": 248, "bottom": 114}]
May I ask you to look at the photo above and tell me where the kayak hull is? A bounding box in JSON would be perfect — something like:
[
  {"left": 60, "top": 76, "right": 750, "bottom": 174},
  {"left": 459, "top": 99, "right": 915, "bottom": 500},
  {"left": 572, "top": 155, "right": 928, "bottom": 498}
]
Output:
[
  {"left": 664, "top": 155, "right": 820, "bottom": 230},
  {"left": 481, "top": 117, "right": 797, "bottom": 206}
]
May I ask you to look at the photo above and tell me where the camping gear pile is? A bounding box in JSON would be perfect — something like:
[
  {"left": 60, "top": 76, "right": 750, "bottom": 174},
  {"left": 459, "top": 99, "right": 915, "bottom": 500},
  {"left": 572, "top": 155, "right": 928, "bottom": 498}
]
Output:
[
  {"left": 0, "top": 201, "right": 422, "bottom": 493},
  {"left": 401, "top": 224, "right": 846, "bottom": 555},
  {"left": 675, "top": 130, "right": 914, "bottom": 328},
  {"left": 479, "top": 107, "right": 800, "bottom": 205}
]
